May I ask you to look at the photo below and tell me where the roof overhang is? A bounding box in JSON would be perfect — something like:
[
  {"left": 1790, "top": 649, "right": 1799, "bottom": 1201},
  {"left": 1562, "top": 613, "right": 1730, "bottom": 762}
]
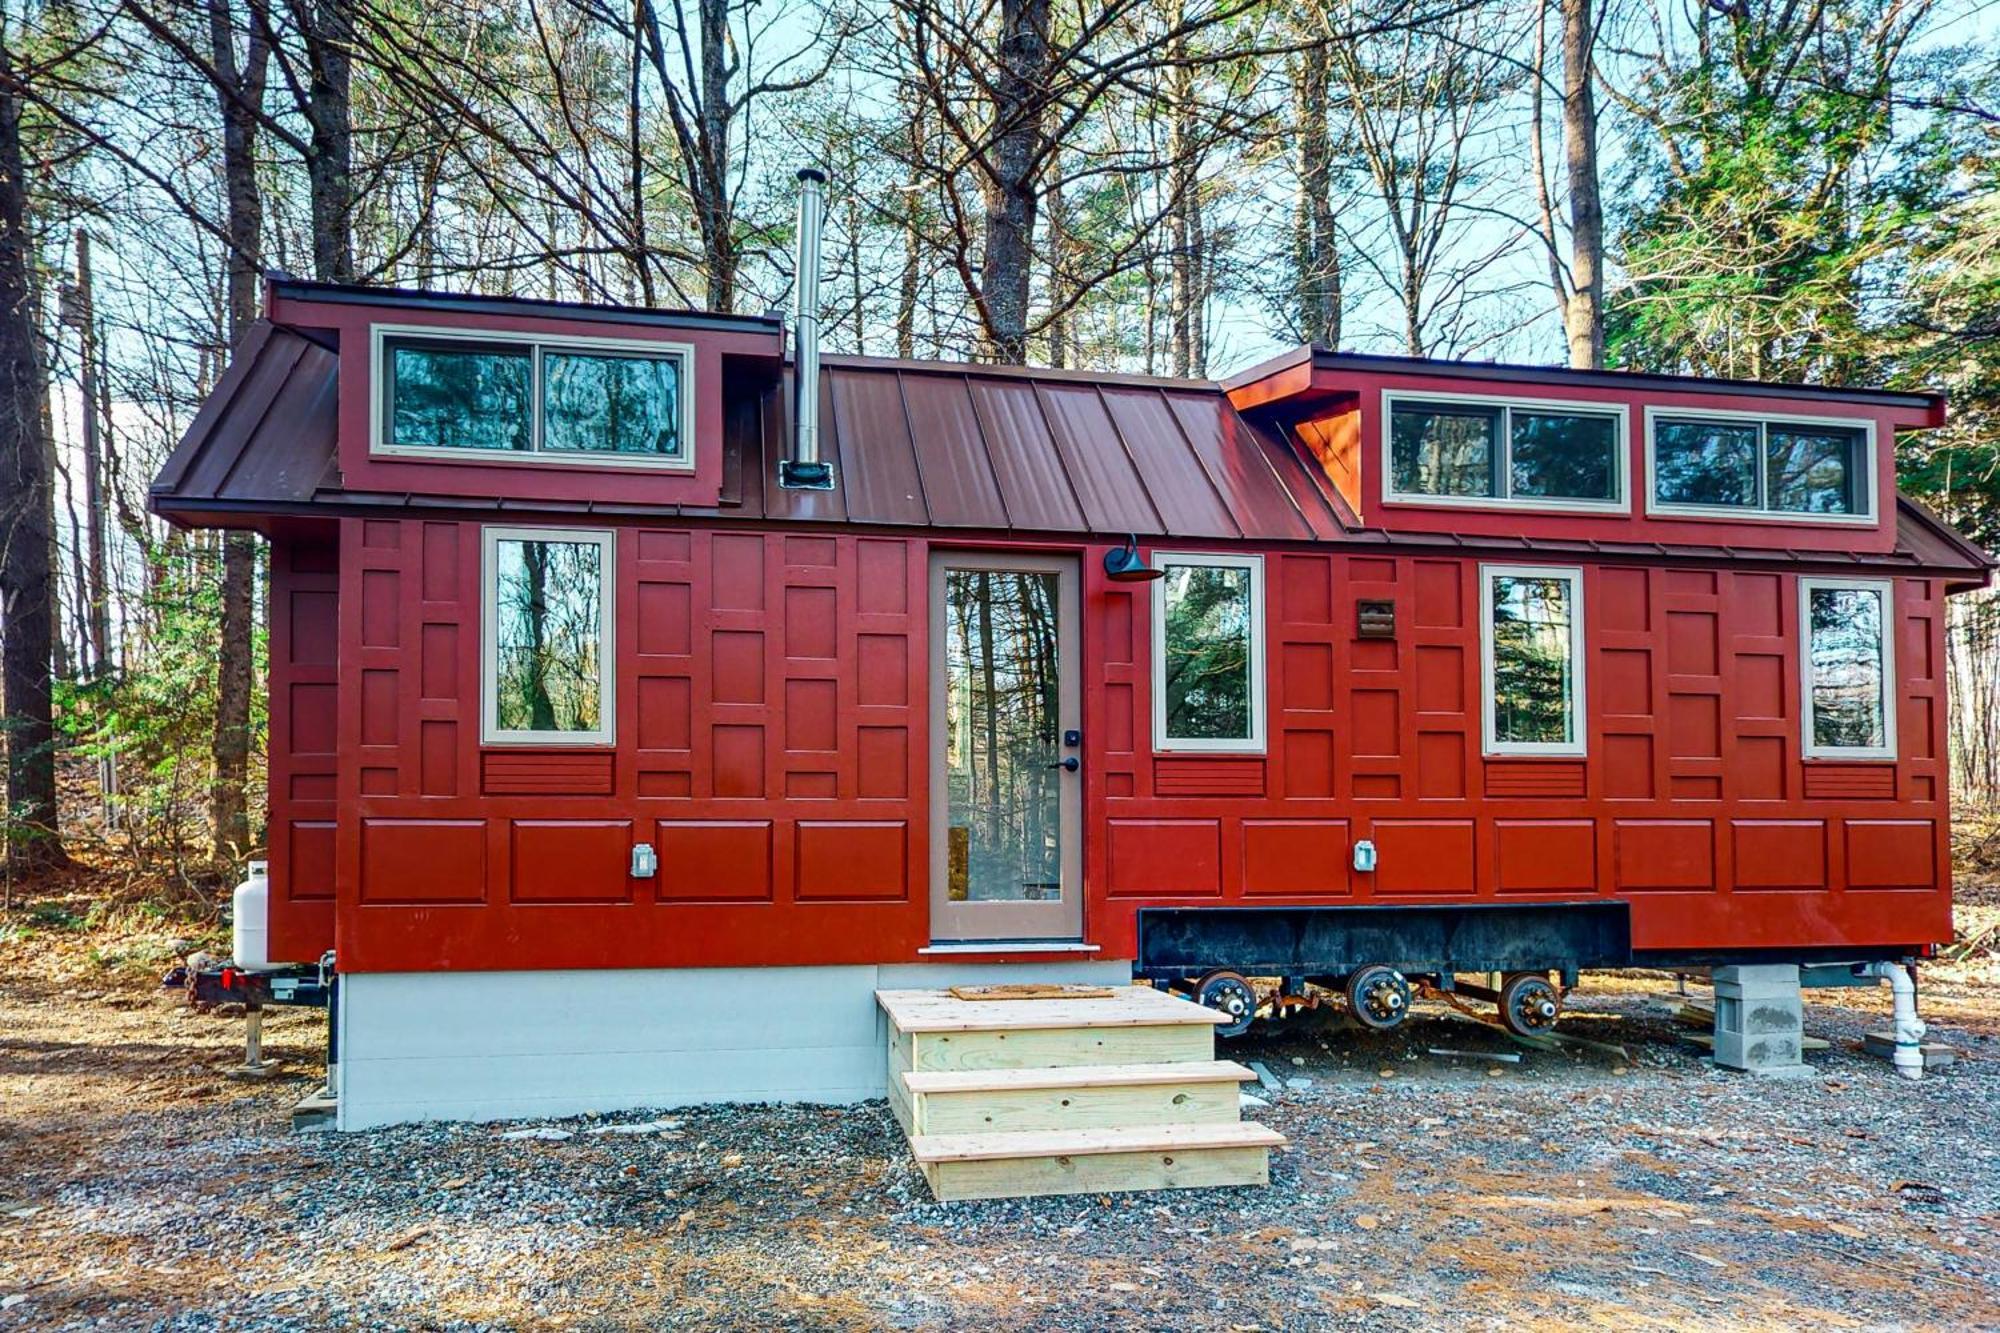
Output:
[{"left": 1225, "top": 346, "right": 1949, "bottom": 430}]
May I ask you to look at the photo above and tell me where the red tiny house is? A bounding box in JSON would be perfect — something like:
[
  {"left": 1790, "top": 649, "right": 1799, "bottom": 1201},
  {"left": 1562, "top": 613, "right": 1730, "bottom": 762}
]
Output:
[{"left": 154, "top": 277, "right": 1990, "bottom": 1123}]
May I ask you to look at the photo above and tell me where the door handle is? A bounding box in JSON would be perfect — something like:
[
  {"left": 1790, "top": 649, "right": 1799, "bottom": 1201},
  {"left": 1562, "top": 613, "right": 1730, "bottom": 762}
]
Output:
[{"left": 1047, "top": 756, "right": 1080, "bottom": 772}]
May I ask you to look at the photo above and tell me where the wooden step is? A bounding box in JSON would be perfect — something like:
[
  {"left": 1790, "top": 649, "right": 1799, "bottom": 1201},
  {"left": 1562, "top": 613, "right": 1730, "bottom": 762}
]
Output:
[
  {"left": 900, "top": 1061, "right": 1255, "bottom": 1135},
  {"left": 878, "top": 985, "right": 1225, "bottom": 1033},
  {"left": 909, "top": 1122, "right": 1286, "bottom": 1202},
  {"left": 879, "top": 986, "right": 1224, "bottom": 1074}
]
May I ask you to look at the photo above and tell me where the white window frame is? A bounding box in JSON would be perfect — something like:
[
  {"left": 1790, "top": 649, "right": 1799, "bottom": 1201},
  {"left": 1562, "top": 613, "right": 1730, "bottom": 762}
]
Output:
[
  {"left": 1480, "top": 563, "right": 1587, "bottom": 758},
  {"left": 1151, "top": 552, "right": 1266, "bottom": 754},
  {"left": 1799, "top": 576, "right": 1897, "bottom": 761},
  {"left": 1643, "top": 405, "right": 1876, "bottom": 525},
  {"left": 1381, "top": 389, "right": 1629, "bottom": 515},
  {"left": 371, "top": 323, "right": 697, "bottom": 473},
  {"left": 480, "top": 525, "right": 617, "bottom": 747}
]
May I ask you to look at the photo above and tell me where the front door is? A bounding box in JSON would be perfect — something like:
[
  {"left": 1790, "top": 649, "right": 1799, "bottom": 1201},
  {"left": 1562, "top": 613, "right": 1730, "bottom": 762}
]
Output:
[{"left": 929, "top": 553, "right": 1083, "bottom": 942}]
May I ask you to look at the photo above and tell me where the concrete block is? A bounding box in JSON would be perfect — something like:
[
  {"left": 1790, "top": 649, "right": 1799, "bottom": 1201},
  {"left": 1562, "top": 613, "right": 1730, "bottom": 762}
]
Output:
[{"left": 1712, "top": 963, "right": 1807, "bottom": 1076}]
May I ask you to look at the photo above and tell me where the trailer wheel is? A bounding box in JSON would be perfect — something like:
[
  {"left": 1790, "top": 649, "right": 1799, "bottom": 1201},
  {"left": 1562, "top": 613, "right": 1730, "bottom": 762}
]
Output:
[
  {"left": 1498, "top": 972, "right": 1561, "bottom": 1037},
  {"left": 1345, "top": 964, "right": 1412, "bottom": 1030},
  {"left": 1193, "top": 970, "right": 1258, "bottom": 1038}
]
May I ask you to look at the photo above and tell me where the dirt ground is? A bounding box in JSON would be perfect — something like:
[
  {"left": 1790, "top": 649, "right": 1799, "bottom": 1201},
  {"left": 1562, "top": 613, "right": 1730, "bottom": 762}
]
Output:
[{"left": 3, "top": 903, "right": 1998, "bottom": 1332}]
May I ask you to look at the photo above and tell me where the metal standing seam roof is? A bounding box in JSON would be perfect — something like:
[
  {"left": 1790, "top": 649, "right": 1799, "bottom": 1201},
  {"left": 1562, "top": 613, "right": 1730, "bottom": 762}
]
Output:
[
  {"left": 151, "top": 322, "right": 339, "bottom": 508},
  {"left": 149, "top": 321, "right": 1993, "bottom": 582}
]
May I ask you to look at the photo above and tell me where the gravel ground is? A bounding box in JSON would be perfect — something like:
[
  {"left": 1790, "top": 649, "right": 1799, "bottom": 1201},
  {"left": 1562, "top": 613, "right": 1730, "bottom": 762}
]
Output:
[{"left": 4, "top": 919, "right": 1998, "bottom": 1331}]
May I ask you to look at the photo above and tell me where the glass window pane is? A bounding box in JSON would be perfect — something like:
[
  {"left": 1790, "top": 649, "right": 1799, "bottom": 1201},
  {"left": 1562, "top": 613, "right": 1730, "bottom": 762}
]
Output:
[
  {"left": 943, "top": 569, "right": 1063, "bottom": 903},
  {"left": 492, "top": 538, "right": 603, "bottom": 734},
  {"left": 1490, "top": 575, "right": 1576, "bottom": 745},
  {"left": 1510, "top": 411, "right": 1616, "bottom": 500},
  {"left": 1653, "top": 418, "right": 1758, "bottom": 507},
  {"left": 542, "top": 352, "right": 684, "bottom": 458},
  {"left": 389, "top": 343, "right": 531, "bottom": 452},
  {"left": 1768, "top": 426, "right": 1860, "bottom": 514},
  {"left": 1162, "top": 563, "right": 1253, "bottom": 740},
  {"left": 1808, "top": 586, "right": 1886, "bottom": 749},
  {"left": 1391, "top": 404, "right": 1498, "bottom": 498}
]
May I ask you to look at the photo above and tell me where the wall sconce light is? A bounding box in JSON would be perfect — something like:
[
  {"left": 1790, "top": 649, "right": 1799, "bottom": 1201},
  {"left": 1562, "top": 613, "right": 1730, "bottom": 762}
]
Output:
[{"left": 1103, "top": 535, "right": 1164, "bottom": 583}]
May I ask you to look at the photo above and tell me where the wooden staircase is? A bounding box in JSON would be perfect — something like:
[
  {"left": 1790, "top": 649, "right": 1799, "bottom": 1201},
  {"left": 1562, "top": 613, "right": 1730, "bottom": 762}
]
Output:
[{"left": 876, "top": 986, "right": 1285, "bottom": 1202}]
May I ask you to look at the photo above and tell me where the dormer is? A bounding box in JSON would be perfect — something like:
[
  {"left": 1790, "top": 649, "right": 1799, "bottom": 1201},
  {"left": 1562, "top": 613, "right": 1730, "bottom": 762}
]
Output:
[
  {"left": 266, "top": 277, "right": 785, "bottom": 510},
  {"left": 1225, "top": 347, "right": 1947, "bottom": 556}
]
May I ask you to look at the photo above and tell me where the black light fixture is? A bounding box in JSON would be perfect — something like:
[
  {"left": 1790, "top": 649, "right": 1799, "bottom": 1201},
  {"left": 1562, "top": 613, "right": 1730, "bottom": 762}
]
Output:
[{"left": 1103, "top": 534, "right": 1163, "bottom": 583}]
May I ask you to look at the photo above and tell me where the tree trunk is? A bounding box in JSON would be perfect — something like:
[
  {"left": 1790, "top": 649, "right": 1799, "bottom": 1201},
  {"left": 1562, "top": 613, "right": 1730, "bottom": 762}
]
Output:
[
  {"left": 71, "top": 231, "right": 110, "bottom": 673},
  {"left": 1294, "top": 41, "right": 1341, "bottom": 349},
  {"left": 1167, "top": 17, "right": 1197, "bottom": 377},
  {"left": 897, "top": 182, "right": 921, "bottom": 359},
  {"left": 696, "top": 0, "right": 734, "bottom": 312},
  {"left": 304, "top": 0, "right": 355, "bottom": 283},
  {"left": 979, "top": 0, "right": 1048, "bottom": 363},
  {"left": 1561, "top": 0, "right": 1603, "bottom": 369},
  {"left": 1045, "top": 147, "right": 1068, "bottom": 368},
  {"left": 210, "top": 0, "right": 271, "bottom": 863},
  {"left": 0, "top": 51, "right": 68, "bottom": 874}
]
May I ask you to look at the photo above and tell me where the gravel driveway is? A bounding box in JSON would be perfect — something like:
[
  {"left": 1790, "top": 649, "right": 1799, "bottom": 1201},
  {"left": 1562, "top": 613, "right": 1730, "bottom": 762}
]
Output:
[{"left": 4, "top": 927, "right": 1997, "bottom": 1331}]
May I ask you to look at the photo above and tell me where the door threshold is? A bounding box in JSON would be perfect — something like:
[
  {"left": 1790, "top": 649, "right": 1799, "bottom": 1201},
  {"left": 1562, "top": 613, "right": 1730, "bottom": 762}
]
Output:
[{"left": 917, "top": 941, "right": 1103, "bottom": 956}]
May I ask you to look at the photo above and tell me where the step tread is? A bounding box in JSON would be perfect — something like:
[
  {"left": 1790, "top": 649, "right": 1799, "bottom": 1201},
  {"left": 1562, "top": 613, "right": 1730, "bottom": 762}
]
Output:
[
  {"left": 901, "top": 1060, "right": 1255, "bottom": 1095},
  {"left": 909, "top": 1120, "right": 1286, "bottom": 1164},
  {"left": 876, "top": 986, "right": 1224, "bottom": 1034}
]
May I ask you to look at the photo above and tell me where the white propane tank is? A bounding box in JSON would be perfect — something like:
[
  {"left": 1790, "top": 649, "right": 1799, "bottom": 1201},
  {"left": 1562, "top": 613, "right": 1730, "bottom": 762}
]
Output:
[{"left": 232, "top": 860, "right": 274, "bottom": 971}]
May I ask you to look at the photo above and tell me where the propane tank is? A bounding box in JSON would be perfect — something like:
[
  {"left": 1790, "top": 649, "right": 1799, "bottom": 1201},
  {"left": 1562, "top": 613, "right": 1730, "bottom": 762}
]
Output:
[{"left": 232, "top": 860, "right": 274, "bottom": 971}]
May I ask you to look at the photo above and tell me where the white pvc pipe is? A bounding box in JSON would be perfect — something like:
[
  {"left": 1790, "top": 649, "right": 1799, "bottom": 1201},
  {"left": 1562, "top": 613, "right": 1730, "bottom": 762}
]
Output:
[{"left": 1867, "top": 962, "right": 1926, "bottom": 1080}]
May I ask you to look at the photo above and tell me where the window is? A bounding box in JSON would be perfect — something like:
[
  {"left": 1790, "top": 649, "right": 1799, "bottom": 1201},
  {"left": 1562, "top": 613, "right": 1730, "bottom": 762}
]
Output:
[
  {"left": 1481, "top": 565, "right": 1585, "bottom": 756},
  {"left": 1386, "top": 393, "right": 1623, "bottom": 509},
  {"left": 1649, "top": 411, "right": 1870, "bottom": 519},
  {"left": 1153, "top": 553, "right": 1264, "bottom": 752},
  {"left": 1800, "top": 578, "right": 1896, "bottom": 759},
  {"left": 375, "top": 326, "right": 693, "bottom": 469},
  {"left": 481, "top": 527, "right": 615, "bottom": 745}
]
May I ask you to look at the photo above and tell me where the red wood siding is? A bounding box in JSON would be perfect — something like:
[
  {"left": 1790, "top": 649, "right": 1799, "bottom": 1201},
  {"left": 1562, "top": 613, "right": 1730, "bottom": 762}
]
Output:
[
  {"left": 266, "top": 533, "right": 339, "bottom": 961},
  {"left": 277, "top": 521, "right": 1951, "bottom": 972},
  {"left": 326, "top": 519, "right": 928, "bottom": 971},
  {"left": 1082, "top": 551, "right": 1951, "bottom": 957}
]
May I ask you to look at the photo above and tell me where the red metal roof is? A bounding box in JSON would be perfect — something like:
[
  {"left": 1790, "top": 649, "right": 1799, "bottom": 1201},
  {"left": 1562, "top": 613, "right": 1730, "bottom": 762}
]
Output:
[{"left": 149, "top": 320, "right": 1991, "bottom": 584}]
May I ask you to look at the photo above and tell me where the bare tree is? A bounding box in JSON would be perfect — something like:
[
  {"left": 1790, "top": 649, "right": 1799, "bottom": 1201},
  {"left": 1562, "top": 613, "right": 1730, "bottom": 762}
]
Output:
[
  {"left": 0, "top": 25, "right": 68, "bottom": 873},
  {"left": 1328, "top": 0, "right": 1524, "bottom": 355},
  {"left": 204, "top": 0, "right": 271, "bottom": 863},
  {"left": 1292, "top": 36, "right": 1341, "bottom": 349},
  {"left": 1526, "top": 0, "right": 1602, "bottom": 368}
]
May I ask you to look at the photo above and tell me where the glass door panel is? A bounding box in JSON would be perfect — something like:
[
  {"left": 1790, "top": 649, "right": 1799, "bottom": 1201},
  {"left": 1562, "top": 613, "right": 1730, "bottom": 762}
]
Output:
[{"left": 929, "top": 555, "right": 1081, "bottom": 941}]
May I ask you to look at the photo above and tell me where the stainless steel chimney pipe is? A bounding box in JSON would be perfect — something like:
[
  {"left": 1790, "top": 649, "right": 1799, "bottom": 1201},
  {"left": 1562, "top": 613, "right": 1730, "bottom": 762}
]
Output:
[{"left": 779, "top": 166, "right": 834, "bottom": 490}]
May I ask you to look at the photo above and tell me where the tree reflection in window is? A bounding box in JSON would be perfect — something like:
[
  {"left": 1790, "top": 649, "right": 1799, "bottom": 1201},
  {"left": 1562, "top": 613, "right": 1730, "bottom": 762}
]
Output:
[
  {"left": 390, "top": 343, "right": 532, "bottom": 451},
  {"left": 543, "top": 351, "right": 683, "bottom": 458},
  {"left": 1767, "top": 427, "right": 1859, "bottom": 514},
  {"left": 1163, "top": 563, "right": 1252, "bottom": 741},
  {"left": 1490, "top": 574, "right": 1576, "bottom": 745},
  {"left": 944, "top": 569, "right": 1062, "bottom": 903},
  {"left": 1653, "top": 419, "right": 1759, "bottom": 507},
  {"left": 1808, "top": 585, "right": 1885, "bottom": 748},
  {"left": 1391, "top": 404, "right": 1497, "bottom": 498},
  {"left": 493, "top": 538, "right": 603, "bottom": 734}
]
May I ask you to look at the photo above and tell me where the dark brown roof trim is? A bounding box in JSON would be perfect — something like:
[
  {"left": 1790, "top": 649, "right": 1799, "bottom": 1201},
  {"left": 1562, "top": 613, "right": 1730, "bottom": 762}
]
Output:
[
  {"left": 1225, "top": 346, "right": 1945, "bottom": 416},
  {"left": 267, "top": 275, "right": 785, "bottom": 338}
]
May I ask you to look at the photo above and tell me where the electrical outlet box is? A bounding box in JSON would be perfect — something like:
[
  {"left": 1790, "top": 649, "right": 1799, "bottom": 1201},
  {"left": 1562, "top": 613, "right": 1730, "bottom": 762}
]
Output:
[
  {"left": 630, "top": 843, "right": 658, "bottom": 879},
  {"left": 1352, "top": 840, "right": 1378, "bottom": 873}
]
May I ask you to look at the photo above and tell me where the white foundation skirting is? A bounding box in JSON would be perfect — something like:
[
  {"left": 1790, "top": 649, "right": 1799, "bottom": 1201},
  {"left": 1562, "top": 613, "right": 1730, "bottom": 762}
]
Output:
[{"left": 336, "top": 959, "right": 1134, "bottom": 1130}]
